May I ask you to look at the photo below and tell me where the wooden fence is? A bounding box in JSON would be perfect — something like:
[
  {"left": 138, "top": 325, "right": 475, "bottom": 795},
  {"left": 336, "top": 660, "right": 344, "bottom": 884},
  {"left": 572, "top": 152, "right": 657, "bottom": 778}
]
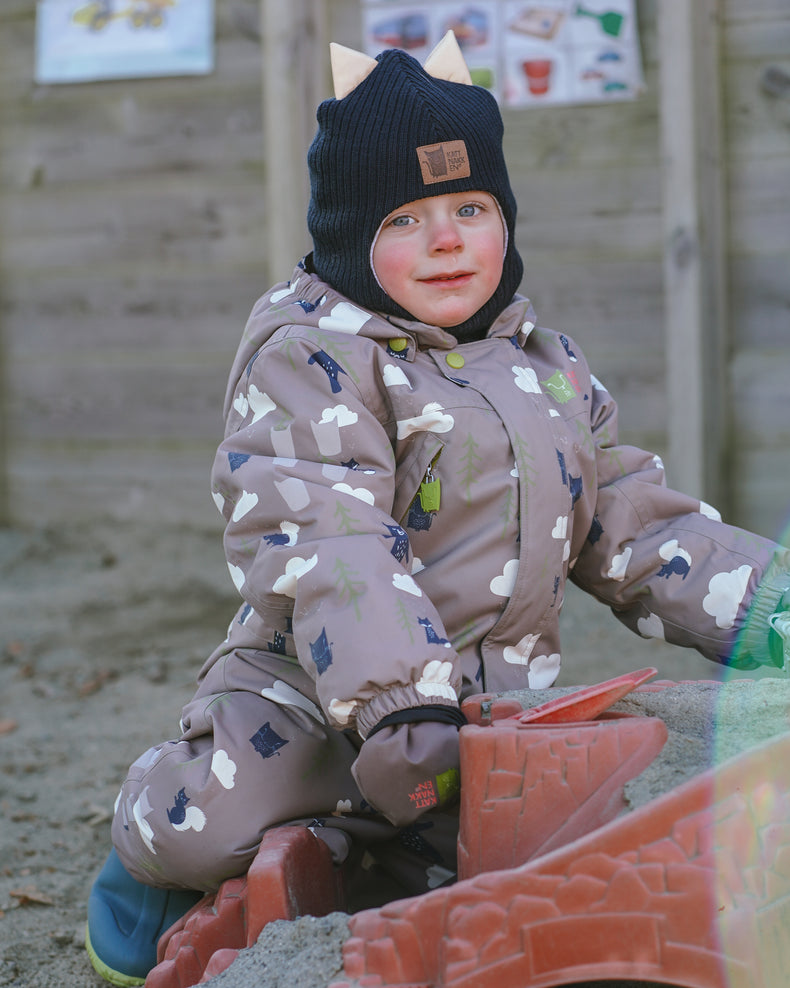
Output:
[{"left": 0, "top": 0, "right": 788, "bottom": 539}]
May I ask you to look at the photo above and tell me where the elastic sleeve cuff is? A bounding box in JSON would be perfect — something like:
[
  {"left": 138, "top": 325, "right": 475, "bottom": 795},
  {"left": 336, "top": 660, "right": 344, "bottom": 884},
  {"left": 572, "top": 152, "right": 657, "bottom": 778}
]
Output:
[
  {"left": 354, "top": 684, "right": 460, "bottom": 740},
  {"left": 366, "top": 704, "right": 467, "bottom": 740}
]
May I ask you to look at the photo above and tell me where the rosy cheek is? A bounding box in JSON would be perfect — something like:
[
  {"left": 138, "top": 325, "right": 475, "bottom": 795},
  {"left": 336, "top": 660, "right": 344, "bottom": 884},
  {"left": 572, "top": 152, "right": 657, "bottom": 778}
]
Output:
[{"left": 373, "top": 243, "right": 408, "bottom": 293}]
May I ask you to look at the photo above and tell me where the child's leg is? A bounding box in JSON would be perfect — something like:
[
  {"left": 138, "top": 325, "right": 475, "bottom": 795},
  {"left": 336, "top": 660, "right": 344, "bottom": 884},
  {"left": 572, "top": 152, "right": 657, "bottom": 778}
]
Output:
[{"left": 111, "top": 675, "right": 363, "bottom": 892}]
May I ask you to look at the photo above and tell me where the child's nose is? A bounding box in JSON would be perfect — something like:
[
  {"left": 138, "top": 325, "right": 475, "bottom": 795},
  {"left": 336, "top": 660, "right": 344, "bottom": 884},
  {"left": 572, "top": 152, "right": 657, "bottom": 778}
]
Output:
[{"left": 429, "top": 217, "right": 463, "bottom": 252}]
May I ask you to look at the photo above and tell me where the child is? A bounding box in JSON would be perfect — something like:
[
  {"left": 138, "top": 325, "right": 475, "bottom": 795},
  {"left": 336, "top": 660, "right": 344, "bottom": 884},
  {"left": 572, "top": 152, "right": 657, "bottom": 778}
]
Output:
[{"left": 86, "top": 32, "right": 790, "bottom": 985}]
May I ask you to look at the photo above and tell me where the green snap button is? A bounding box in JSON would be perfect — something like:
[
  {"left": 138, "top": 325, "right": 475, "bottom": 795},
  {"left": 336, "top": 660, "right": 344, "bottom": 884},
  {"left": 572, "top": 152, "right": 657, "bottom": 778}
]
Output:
[
  {"left": 446, "top": 352, "right": 465, "bottom": 369},
  {"left": 389, "top": 337, "right": 408, "bottom": 352}
]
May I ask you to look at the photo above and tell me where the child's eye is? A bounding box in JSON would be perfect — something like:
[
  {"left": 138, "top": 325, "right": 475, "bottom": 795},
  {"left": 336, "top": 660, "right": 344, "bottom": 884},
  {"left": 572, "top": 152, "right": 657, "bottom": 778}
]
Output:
[
  {"left": 457, "top": 203, "right": 482, "bottom": 218},
  {"left": 390, "top": 215, "right": 414, "bottom": 227}
]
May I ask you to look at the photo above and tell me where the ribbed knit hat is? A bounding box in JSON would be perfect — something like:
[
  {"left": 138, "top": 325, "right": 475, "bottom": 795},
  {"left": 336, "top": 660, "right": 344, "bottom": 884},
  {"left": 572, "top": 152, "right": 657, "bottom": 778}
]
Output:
[{"left": 307, "top": 46, "right": 523, "bottom": 340}]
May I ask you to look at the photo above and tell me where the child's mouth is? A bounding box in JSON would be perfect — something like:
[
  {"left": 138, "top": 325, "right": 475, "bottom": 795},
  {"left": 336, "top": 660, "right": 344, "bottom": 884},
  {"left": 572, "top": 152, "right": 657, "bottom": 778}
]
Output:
[{"left": 422, "top": 272, "right": 473, "bottom": 285}]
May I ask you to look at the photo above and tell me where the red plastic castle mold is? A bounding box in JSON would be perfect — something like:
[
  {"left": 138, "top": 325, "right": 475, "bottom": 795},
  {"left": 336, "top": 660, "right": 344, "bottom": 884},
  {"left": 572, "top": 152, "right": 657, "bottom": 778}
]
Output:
[
  {"left": 145, "top": 826, "right": 341, "bottom": 986},
  {"left": 146, "top": 673, "right": 790, "bottom": 987}
]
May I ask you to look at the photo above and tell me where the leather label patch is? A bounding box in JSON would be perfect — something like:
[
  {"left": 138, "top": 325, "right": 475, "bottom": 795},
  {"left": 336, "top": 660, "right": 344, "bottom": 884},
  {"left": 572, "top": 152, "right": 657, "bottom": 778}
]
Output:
[{"left": 416, "top": 140, "right": 471, "bottom": 185}]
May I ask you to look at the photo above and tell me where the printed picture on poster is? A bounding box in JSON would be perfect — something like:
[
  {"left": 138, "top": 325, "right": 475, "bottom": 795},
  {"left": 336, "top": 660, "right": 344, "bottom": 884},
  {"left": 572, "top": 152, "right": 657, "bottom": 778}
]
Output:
[
  {"left": 362, "top": 1, "right": 644, "bottom": 107},
  {"left": 35, "top": 0, "right": 214, "bottom": 84}
]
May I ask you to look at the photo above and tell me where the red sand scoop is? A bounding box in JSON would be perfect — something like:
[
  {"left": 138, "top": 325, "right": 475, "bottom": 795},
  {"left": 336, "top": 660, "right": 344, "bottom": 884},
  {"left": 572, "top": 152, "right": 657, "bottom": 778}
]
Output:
[{"left": 507, "top": 666, "right": 658, "bottom": 725}]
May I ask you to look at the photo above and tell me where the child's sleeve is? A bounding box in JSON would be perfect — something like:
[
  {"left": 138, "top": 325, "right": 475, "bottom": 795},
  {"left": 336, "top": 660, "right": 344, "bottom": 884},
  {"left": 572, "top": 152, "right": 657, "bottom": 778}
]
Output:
[
  {"left": 210, "top": 331, "right": 463, "bottom": 737},
  {"left": 570, "top": 374, "right": 790, "bottom": 669}
]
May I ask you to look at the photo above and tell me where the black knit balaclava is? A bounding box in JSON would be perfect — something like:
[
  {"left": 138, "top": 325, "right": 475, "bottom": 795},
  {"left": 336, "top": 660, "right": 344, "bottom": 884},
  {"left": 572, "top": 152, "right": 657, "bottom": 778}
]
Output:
[{"left": 307, "top": 47, "right": 523, "bottom": 341}]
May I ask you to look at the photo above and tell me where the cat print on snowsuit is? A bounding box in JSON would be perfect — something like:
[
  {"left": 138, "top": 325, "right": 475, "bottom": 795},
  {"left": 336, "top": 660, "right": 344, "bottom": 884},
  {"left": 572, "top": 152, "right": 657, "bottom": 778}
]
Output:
[
  {"left": 311, "top": 628, "right": 334, "bottom": 674},
  {"left": 166, "top": 788, "right": 190, "bottom": 826},
  {"left": 250, "top": 723, "right": 289, "bottom": 759}
]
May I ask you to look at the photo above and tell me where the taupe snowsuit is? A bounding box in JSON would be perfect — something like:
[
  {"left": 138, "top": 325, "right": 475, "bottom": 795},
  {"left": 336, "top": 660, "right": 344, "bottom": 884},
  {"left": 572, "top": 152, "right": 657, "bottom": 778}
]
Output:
[{"left": 111, "top": 265, "right": 788, "bottom": 892}]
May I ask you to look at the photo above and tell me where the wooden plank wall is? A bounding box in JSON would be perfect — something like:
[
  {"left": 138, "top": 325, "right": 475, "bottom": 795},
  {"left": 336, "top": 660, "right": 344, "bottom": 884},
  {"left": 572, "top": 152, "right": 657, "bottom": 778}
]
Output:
[
  {"left": 659, "top": 0, "right": 730, "bottom": 513},
  {"left": 0, "top": 0, "right": 787, "bottom": 540},
  {"left": 504, "top": 0, "right": 789, "bottom": 543},
  {"left": 501, "top": 6, "right": 665, "bottom": 450},
  {"left": 723, "top": 0, "right": 790, "bottom": 541},
  {"left": 0, "top": 0, "right": 275, "bottom": 529}
]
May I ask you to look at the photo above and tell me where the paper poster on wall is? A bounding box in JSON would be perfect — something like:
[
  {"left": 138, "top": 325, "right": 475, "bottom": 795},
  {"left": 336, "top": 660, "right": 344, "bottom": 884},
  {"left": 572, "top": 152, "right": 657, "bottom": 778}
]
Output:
[
  {"left": 362, "top": 1, "right": 644, "bottom": 107},
  {"left": 35, "top": 0, "right": 214, "bottom": 84}
]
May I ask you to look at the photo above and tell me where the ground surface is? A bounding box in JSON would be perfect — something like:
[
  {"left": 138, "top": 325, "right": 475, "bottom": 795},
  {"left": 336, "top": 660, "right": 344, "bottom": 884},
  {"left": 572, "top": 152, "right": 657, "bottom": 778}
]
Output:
[{"left": 0, "top": 519, "right": 774, "bottom": 987}]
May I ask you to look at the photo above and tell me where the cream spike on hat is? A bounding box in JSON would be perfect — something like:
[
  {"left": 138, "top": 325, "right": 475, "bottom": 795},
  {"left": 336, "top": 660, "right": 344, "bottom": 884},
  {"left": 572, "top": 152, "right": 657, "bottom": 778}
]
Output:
[{"left": 330, "top": 30, "right": 472, "bottom": 100}]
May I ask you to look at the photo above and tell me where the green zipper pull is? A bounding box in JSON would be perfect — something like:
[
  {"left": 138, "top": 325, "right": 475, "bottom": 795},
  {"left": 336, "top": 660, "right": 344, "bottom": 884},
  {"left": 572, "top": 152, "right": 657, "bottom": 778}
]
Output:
[{"left": 419, "top": 463, "right": 441, "bottom": 512}]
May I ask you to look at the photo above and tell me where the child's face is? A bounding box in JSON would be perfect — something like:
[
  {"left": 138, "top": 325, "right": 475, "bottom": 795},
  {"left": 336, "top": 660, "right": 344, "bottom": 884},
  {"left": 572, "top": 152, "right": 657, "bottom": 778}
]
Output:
[{"left": 371, "top": 191, "right": 505, "bottom": 329}]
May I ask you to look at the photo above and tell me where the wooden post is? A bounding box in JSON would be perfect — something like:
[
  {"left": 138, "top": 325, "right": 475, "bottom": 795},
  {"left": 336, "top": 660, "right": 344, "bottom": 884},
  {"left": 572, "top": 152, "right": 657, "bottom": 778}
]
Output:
[
  {"left": 261, "top": 0, "right": 328, "bottom": 286},
  {"left": 0, "top": 334, "right": 7, "bottom": 525},
  {"left": 658, "top": 0, "right": 730, "bottom": 512},
  {"left": 0, "top": 75, "right": 8, "bottom": 523}
]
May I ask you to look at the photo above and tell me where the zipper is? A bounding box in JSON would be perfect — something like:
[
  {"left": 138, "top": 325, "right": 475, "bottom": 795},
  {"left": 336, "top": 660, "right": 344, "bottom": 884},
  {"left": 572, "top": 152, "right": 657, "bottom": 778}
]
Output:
[{"left": 419, "top": 459, "right": 441, "bottom": 513}]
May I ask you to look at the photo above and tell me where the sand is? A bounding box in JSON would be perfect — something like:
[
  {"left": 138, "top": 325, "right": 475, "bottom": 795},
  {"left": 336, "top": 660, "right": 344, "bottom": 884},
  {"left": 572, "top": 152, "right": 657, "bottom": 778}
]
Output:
[{"left": 0, "top": 519, "right": 782, "bottom": 986}]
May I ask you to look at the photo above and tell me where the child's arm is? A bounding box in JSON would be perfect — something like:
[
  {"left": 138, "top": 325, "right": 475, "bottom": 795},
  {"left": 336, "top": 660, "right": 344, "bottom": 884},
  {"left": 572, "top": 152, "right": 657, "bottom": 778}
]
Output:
[{"left": 570, "top": 374, "right": 790, "bottom": 670}]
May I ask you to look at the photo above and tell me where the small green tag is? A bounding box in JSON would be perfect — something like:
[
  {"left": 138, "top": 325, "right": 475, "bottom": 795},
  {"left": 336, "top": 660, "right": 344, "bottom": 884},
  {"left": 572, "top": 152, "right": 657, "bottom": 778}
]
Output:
[
  {"left": 436, "top": 767, "right": 461, "bottom": 806},
  {"left": 419, "top": 477, "right": 441, "bottom": 512}
]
